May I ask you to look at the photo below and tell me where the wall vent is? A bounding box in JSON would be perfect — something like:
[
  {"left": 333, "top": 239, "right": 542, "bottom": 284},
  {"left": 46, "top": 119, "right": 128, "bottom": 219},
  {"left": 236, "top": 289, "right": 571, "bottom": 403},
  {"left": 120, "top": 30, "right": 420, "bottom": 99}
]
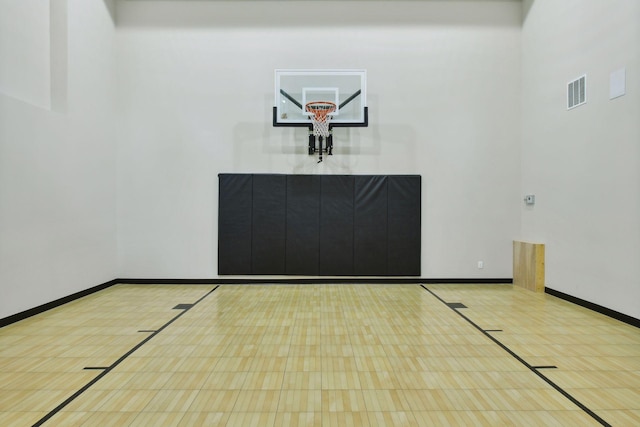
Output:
[{"left": 567, "top": 75, "right": 586, "bottom": 110}]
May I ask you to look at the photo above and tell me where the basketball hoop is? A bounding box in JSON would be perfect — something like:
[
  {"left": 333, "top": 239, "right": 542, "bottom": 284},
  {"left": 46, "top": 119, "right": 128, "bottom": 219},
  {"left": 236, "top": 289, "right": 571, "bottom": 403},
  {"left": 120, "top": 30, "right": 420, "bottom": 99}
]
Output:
[{"left": 305, "top": 101, "right": 336, "bottom": 138}]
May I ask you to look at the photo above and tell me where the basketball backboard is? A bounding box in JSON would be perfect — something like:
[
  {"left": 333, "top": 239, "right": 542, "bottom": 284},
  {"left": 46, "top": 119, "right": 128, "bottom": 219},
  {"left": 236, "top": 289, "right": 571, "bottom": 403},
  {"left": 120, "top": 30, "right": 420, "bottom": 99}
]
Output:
[{"left": 274, "top": 69, "right": 367, "bottom": 127}]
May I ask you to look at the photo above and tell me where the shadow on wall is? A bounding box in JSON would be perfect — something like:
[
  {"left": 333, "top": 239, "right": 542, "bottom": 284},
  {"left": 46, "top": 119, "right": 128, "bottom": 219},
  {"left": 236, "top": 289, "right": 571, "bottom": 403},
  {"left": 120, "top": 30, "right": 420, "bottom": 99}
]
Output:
[
  {"left": 231, "top": 99, "right": 417, "bottom": 174},
  {"left": 115, "top": 1, "right": 522, "bottom": 29},
  {"left": 231, "top": 121, "right": 375, "bottom": 171},
  {"left": 228, "top": 92, "right": 419, "bottom": 172},
  {"left": 231, "top": 121, "right": 417, "bottom": 174},
  {"left": 103, "top": 0, "right": 116, "bottom": 23},
  {"left": 522, "top": 0, "right": 535, "bottom": 22}
]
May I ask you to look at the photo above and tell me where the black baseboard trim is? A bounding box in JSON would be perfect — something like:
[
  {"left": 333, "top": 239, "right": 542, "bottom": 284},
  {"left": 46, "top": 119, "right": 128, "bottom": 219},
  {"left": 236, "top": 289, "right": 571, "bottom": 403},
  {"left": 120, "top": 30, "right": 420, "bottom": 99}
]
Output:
[
  {"left": 4, "top": 279, "right": 637, "bottom": 334},
  {"left": 545, "top": 287, "right": 640, "bottom": 329},
  {"left": 116, "top": 278, "right": 513, "bottom": 285},
  {"left": 0, "top": 279, "right": 119, "bottom": 329},
  {"left": 0, "top": 277, "right": 512, "bottom": 328}
]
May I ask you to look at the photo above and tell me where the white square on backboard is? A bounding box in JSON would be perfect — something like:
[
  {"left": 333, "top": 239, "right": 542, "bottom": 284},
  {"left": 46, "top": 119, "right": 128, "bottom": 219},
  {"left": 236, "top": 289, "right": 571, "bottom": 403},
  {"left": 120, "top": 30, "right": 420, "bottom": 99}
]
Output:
[
  {"left": 609, "top": 68, "right": 626, "bottom": 100},
  {"left": 302, "top": 87, "right": 339, "bottom": 116}
]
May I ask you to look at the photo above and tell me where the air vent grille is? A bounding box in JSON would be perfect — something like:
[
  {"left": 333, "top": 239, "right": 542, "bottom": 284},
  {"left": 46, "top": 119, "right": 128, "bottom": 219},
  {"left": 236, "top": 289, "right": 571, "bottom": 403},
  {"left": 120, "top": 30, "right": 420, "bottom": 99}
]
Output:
[{"left": 567, "top": 75, "right": 586, "bottom": 109}]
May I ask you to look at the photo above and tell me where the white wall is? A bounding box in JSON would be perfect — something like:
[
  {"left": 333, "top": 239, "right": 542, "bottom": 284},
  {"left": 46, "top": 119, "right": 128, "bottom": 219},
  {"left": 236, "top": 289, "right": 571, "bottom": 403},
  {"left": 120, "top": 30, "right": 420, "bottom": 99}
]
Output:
[
  {"left": 521, "top": 0, "right": 640, "bottom": 318},
  {"left": 0, "top": 0, "right": 117, "bottom": 319},
  {"left": 115, "top": 0, "right": 523, "bottom": 279},
  {"left": 0, "top": 0, "right": 51, "bottom": 108},
  {"left": 3, "top": 0, "right": 636, "bottom": 322}
]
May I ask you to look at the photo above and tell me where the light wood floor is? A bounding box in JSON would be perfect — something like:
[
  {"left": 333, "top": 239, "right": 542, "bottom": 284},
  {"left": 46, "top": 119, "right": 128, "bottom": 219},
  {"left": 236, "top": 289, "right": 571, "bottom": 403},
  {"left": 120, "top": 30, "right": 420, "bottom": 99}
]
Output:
[{"left": 1, "top": 284, "right": 638, "bottom": 426}]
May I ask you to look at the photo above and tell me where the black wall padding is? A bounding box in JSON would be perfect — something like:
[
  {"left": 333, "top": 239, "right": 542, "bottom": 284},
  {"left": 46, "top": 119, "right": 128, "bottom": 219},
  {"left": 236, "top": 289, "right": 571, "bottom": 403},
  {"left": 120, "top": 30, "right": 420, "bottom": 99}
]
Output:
[
  {"left": 218, "top": 174, "right": 253, "bottom": 274},
  {"left": 286, "top": 175, "right": 321, "bottom": 275},
  {"left": 354, "top": 176, "right": 389, "bottom": 275},
  {"left": 218, "top": 174, "right": 420, "bottom": 276},
  {"left": 319, "top": 175, "right": 355, "bottom": 275},
  {"left": 252, "top": 175, "right": 287, "bottom": 274},
  {"left": 388, "top": 176, "right": 422, "bottom": 276}
]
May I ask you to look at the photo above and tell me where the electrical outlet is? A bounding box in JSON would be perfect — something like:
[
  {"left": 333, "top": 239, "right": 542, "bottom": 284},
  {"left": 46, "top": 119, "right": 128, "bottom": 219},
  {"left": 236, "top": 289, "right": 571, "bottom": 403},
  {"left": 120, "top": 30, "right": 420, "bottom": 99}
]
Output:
[{"left": 477, "top": 261, "right": 484, "bottom": 269}]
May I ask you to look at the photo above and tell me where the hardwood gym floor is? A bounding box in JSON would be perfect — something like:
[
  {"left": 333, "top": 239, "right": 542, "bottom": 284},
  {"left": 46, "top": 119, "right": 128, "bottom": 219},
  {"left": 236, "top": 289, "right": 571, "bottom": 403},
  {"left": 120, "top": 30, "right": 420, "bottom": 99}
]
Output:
[{"left": 0, "top": 284, "right": 638, "bottom": 426}]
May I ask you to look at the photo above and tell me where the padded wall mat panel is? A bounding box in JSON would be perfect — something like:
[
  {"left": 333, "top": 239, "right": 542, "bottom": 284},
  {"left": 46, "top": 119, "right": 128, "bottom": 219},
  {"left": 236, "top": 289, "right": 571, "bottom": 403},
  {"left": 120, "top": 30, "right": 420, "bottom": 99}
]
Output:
[
  {"left": 251, "top": 175, "right": 287, "bottom": 274},
  {"left": 319, "top": 175, "right": 355, "bottom": 275},
  {"left": 388, "top": 176, "right": 421, "bottom": 276},
  {"left": 218, "top": 174, "right": 420, "bottom": 276},
  {"left": 218, "top": 174, "right": 253, "bottom": 274},
  {"left": 354, "top": 176, "right": 388, "bottom": 275},
  {"left": 286, "top": 175, "right": 321, "bottom": 275}
]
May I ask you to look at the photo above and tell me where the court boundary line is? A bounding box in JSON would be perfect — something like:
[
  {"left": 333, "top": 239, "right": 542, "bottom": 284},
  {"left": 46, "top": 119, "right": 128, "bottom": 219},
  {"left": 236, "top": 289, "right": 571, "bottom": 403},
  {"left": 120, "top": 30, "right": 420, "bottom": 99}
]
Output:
[
  {"left": 0, "top": 278, "right": 511, "bottom": 328},
  {"left": 32, "top": 285, "right": 219, "bottom": 427},
  {"left": 421, "top": 284, "right": 611, "bottom": 427},
  {"left": 5, "top": 279, "right": 637, "bottom": 331}
]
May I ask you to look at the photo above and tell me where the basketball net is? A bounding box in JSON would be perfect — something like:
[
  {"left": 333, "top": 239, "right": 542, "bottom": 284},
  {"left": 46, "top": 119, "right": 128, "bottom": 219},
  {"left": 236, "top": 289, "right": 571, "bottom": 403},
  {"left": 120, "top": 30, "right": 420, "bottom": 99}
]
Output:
[{"left": 305, "top": 101, "right": 336, "bottom": 138}]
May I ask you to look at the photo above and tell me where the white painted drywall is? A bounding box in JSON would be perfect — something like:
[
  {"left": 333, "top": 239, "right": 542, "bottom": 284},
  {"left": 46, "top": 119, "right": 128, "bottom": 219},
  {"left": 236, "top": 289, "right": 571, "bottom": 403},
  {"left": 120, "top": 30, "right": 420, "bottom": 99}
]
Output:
[
  {"left": 0, "top": 0, "right": 51, "bottom": 108},
  {"left": 521, "top": 0, "right": 640, "bottom": 318},
  {"left": 3, "top": 0, "right": 636, "bottom": 322},
  {"left": 115, "top": 0, "right": 522, "bottom": 278},
  {"left": 0, "top": 0, "right": 117, "bottom": 319}
]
